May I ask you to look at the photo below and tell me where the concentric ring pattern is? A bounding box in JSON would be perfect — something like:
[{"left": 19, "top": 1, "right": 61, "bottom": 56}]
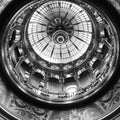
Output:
[
  {"left": 27, "top": 1, "right": 92, "bottom": 64},
  {"left": 1, "top": 0, "right": 119, "bottom": 105}
]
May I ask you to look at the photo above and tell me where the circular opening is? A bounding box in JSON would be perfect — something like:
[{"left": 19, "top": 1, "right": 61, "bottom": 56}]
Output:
[{"left": 57, "top": 36, "right": 64, "bottom": 43}]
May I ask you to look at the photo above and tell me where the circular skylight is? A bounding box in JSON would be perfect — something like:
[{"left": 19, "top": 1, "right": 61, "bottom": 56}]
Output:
[{"left": 27, "top": 1, "right": 92, "bottom": 64}]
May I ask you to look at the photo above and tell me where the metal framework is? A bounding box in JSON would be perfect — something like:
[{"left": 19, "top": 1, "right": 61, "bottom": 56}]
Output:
[{"left": 1, "top": 0, "right": 119, "bottom": 104}]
